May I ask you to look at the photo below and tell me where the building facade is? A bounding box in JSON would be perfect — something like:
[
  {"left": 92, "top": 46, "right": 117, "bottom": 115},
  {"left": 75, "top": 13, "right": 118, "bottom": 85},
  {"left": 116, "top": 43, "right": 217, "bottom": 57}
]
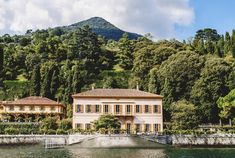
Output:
[
  {"left": 72, "top": 89, "right": 163, "bottom": 133},
  {"left": 0, "top": 96, "right": 65, "bottom": 122}
]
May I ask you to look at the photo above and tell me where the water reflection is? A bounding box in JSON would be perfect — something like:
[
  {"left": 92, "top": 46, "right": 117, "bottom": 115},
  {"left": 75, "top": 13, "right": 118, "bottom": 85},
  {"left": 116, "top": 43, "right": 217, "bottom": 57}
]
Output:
[{"left": 0, "top": 136, "right": 235, "bottom": 158}]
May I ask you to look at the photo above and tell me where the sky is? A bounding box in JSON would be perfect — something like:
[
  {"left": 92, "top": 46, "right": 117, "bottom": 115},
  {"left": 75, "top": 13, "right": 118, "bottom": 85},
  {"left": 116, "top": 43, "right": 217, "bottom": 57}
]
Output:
[{"left": 0, "top": 0, "right": 235, "bottom": 40}]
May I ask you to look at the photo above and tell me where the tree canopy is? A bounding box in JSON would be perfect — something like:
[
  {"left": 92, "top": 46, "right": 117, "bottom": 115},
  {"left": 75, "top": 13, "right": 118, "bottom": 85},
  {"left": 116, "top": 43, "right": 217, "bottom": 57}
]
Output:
[{"left": 1, "top": 25, "right": 235, "bottom": 125}]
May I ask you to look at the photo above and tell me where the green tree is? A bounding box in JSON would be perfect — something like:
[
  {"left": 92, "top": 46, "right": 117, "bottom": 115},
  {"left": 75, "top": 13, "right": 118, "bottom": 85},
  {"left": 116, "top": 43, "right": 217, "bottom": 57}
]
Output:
[
  {"left": 58, "top": 118, "right": 72, "bottom": 130},
  {"left": 231, "top": 30, "right": 235, "bottom": 57},
  {"left": 157, "top": 51, "right": 204, "bottom": 120},
  {"left": 148, "top": 66, "right": 160, "bottom": 94},
  {"left": 117, "top": 33, "right": 134, "bottom": 70},
  {"left": 217, "top": 89, "right": 235, "bottom": 120},
  {"left": 50, "top": 69, "right": 59, "bottom": 99},
  {"left": 170, "top": 100, "right": 199, "bottom": 130},
  {"left": 191, "top": 57, "right": 232, "bottom": 123},
  {"left": 92, "top": 115, "right": 121, "bottom": 132},
  {"left": 224, "top": 32, "right": 231, "bottom": 54},
  {"left": 193, "top": 28, "right": 220, "bottom": 54},
  {"left": 72, "top": 62, "right": 86, "bottom": 93},
  {"left": 0, "top": 45, "right": 3, "bottom": 87},
  {"left": 40, "top": 117, "right": 58, "bottom": 131},
  {"left": 30, "top": 65, "right": 41, "bottom": 96},
  {"left": 41, "top": 71, "right": 51, "bottom": 98}
]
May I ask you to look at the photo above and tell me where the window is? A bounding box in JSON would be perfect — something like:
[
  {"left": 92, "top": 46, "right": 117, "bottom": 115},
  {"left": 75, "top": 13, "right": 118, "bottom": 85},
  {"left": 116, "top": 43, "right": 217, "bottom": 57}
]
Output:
[
  {"left": 51, "top": 106, "right": 55, "bottom": 111},
  {"left": 154, "top": 124, "right": 160, "bottom": 132},
  {"left": 9, "top": 105, "right": 14, "bottom": 111},
  {"left": 135, "top": 124, "right": 140, "bottom": 133},
  {"left": 136, "top": 105, "right": 140, "bottom": 113},
  {"left": 19, "top": 106, "right": 25, "bottom": 111},
  {"left": 154, "top": 105, "right": 159, "bottom": 113},
  {"left": 145, "top": 124, "right": 150, "bottom": 132},
  {"left": 116, "top": 105, "right": 120, "bottom": 113},
  {"left": 104, "top": 105, "right": 109, "bottom": 113},
  {"left": 145, "top": 105, "right": 149, "bottom": 113},
  {"left": 95, "top": 105, "right": 100, "bottom": 113},
  {"left": 85, "top": 124, "right": 91, "bottom": 130},
  {"left": 86, "top": 105, "right": 91, "bottom": 113},
  {"left": 126, "top": 105, "right": 131, "bottom": 114},
  {"left": 76, "top": 123, "right": 81, "bottom": 129},
  {"left": 30, "top": 106, "right": 35, "bottom": 111},
  {"left": 40, "top": 106, "right": 45, "bottom": 111},
  {"left": 127, "top": 123, "right": 131, "bottom": 134},
  {"left": 77, "top": 104, "right": 82, "bottom": 113}
]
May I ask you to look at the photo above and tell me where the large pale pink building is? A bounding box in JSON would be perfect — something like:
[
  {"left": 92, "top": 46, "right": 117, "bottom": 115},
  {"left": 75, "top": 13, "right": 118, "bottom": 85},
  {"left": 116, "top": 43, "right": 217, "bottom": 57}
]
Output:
[{"left": 72, "top": 88, "right": 163, "bottom": 133}]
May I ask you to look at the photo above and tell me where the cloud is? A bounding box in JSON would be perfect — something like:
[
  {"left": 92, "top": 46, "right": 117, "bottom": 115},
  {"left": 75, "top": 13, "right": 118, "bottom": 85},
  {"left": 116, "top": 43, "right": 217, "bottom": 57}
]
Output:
[{"left": 0, "top": 0, "right": 194, "bottom": 39}]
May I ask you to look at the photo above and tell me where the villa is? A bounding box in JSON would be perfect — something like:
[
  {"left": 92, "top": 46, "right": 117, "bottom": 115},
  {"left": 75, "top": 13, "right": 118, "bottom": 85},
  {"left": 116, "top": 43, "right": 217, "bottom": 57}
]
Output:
[
  {"left": 72, "top": 88, "right": 163, "bottom": 133},
  {"left": 0, "top": 96, "right": 65, "bottom": 122}
]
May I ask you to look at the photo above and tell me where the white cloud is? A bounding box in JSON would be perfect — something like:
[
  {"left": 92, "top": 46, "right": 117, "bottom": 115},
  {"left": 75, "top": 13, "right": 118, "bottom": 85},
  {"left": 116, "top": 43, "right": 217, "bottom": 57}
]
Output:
[{"left": 0, "top": 0, "right": 194, "bottom": 39}]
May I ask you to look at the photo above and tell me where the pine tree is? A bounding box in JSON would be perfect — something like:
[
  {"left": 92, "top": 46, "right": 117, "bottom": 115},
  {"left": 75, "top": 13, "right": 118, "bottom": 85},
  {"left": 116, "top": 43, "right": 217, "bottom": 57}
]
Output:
[{"left": 30, "top": 65, "right": 41, "bottom": 96}]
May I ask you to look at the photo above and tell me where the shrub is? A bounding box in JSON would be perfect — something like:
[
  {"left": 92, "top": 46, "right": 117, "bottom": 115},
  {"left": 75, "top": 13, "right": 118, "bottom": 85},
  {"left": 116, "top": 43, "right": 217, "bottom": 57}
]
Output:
[
  {"left": 4, "top": 127, "right": 19, "bottom": 135},
  {"left": 56, "top": 129, "right": 67, "bottom": 135},
  {"left": 47, "top": 129, "right": 56, "bottom": 134},
  {"left": 58, "top": 119, "right": 72, "bottom": 131}
]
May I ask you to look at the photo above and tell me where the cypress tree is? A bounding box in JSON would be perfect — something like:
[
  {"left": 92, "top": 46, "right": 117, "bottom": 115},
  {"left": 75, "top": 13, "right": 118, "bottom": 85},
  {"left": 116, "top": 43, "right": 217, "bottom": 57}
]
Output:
[
  {"left": 224, "top": 32, "right": 231, "bottom": 54},
  {"left": 50, "top": 69, "right": 59, "bottom": 99},
  {"left": 30, "top": 65, "right": 41, "bottom": 96},
  {"left": 231, "top": 30, "right": 235, "bottom": 57},
  {"left": 41, "top": 71, "right": 51, "bottom": 98},
  {"left": 0, "top": 45, "right": 3, "bottom": 87}
]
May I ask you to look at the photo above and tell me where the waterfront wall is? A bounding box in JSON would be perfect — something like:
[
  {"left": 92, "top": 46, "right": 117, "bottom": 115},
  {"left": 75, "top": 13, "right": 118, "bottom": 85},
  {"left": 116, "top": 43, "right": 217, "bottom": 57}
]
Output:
[
  {"left": 0, "top": 135, "right": 68, "bottom": 145},
  {"left": 172, "top": 134, "right": 235, "bottom": 146}
]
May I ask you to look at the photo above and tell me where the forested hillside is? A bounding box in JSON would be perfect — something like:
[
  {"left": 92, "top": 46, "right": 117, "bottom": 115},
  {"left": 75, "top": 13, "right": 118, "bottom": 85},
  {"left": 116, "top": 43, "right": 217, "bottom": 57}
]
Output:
[
  {"left": 60, "top": 17, "right": 141, "bottom": 40},
  {"left": 0, "top": 23, "right": 235, "bottom": 127}
]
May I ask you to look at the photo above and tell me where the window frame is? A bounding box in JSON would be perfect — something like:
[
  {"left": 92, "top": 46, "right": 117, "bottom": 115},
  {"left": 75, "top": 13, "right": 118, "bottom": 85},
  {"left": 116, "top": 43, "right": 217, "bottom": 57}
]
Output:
[
  {"left": 104, "top": 105, "right": 109, "bottom": 113},
  {"left": 116, "top": 105, "right": 120, "bottom": 114},
  {"left": 86, "top": 104, "right": 91, "bottom": 113},
  {"left": 95, "top": 105, "right": 100, "bottom": 113},
  {"left": 145, "top": 105, "right": 149, "bottom": 113},
  {"left": 136, "top": 105, "right": 140, "bottom": 113},
  {"left": 126, "top": 105, "right": 131, "bottom": 114}
]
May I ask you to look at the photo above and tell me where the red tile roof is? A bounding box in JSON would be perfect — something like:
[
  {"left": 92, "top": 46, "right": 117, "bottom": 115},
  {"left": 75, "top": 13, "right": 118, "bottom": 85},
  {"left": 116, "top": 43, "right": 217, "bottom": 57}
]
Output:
[
  {"left": 72, "top": 89, "right": 163, "bottom": 99},
  {"left": 2, "top": 96, "right": 63, "bottom": 106}
]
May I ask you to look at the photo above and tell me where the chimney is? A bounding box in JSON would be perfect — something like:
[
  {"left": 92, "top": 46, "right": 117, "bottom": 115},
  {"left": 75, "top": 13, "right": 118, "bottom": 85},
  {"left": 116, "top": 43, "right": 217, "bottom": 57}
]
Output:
[
  {"left": 136, "top": 83, "right": 139, "bottom": 91},
  {"left": 92, "top": 85, "right": 95, "bottom": 90}
]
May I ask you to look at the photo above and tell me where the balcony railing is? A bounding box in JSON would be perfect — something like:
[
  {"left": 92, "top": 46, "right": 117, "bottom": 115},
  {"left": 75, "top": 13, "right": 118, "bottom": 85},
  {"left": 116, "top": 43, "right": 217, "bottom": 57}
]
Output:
[{"left": 112, "top": 112, "right": 133, "bottom": 116}]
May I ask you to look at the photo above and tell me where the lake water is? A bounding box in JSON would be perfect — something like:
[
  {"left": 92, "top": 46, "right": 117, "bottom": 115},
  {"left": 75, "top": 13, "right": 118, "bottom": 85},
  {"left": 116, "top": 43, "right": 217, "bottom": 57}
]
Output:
[{"left": 0, "top": 136, "right": 235, "bottom": 158}]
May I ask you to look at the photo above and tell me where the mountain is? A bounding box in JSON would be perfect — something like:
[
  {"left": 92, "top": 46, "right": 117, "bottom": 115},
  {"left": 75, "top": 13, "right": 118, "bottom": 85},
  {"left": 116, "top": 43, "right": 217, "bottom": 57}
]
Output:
[{"left": 61, "top": 17, "right": 142, "bottom": 40}]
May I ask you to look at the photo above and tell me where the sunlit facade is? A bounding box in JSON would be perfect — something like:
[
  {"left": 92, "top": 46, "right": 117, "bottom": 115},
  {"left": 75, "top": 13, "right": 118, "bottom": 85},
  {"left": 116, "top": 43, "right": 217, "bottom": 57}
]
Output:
[
  {"left": 0, "top": 96, "right": 65, "bottom": 122},
  {"left": 72, "top": 89, "right": 163, "bottom": 133}
]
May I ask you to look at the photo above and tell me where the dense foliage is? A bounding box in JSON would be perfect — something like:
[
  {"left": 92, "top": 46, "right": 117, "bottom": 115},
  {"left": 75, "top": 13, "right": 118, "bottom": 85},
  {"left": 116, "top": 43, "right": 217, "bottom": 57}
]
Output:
[
  {"left": 170, "top": 100, "right": 199, "bottom": 130},
  {"left": 0, "top": 25, "right": 235, "bottom": 128},
  {"left": 63, "top": 17, "right": 141, "bottom": 40},
  {"left": 0, "top": 117, "right": 72, "bottom": 135},
  {"left": 92, "top": 115, "right": 121, "bottom": 133}
]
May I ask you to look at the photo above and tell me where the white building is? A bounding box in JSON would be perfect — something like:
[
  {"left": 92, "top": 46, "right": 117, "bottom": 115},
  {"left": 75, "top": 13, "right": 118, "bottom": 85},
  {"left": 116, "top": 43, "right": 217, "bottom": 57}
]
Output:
[{"left": 72, "top": 88, "right": 163, "bottom": 133}]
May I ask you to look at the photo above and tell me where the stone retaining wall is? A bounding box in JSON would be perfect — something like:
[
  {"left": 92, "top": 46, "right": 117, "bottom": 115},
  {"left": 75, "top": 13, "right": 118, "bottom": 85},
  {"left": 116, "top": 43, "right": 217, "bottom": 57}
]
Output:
[
  {"left": 0, "top": 135, "right": 68, "bottom": 145},
  {"left": 172, "top": 134, "right": 235, "bottom": 146},
  {"left": 0, "top": 134, "right": 97, "bottom": 145}
]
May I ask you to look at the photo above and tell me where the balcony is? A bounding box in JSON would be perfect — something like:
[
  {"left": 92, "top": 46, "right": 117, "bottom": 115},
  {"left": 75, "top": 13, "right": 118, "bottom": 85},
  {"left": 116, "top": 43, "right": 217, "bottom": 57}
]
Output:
[{"left": 113, "top": 111, "right": 133, "bottom": 116}]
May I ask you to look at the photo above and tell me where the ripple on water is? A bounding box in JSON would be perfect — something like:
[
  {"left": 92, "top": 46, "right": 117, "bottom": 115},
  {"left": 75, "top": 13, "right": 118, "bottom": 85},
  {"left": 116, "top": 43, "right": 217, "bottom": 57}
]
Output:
[{"left": 0, "top": 137, "right": 235, "bottom": 158}]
